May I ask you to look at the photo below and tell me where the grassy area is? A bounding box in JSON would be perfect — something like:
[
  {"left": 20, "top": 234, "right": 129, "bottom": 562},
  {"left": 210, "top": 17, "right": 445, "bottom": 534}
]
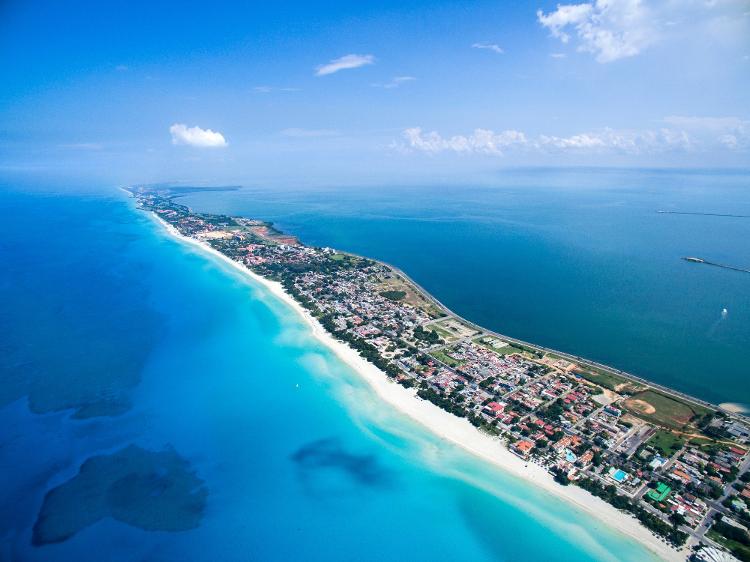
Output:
[
  {"left": 495, "top": 345, "right": 525, "bottom": 356},
  {"left": 379, "top": 290, "right": 406, "bottom": 301},
  {"left": 476, "top": 340, "right": 524, "bottom": 357},
  {"left": 624, "top": 390, "right": 711, "bottom": 430},
  {"left": 574, "top": 369, "right": 629, "bottom": 391},
  {"left": 376, "top": 277, "right": 437, "bottom": 316},
  {"left": 430, "top": 349, "right": 464, "bottom": 368},
  {"left": 648, "top": 429, "right": 685, "bottom": 456},
  {"left": 707, "top": 529, "right": 750, "bottom": 562},
  {"left": 431, "top": 324, "right": 458, "bottom": 341}
]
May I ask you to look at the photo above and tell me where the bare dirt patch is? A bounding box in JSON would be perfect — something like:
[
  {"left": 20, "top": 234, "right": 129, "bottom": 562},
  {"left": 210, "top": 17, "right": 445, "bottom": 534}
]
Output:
[{"left": 625, "top": 398, "right": 656, "bottom": 415}]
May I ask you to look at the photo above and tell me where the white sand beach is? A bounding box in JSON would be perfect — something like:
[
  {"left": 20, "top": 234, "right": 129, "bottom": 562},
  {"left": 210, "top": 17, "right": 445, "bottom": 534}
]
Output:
[{"left": 149, "top": 210, "right": 682, "bottom": 562}]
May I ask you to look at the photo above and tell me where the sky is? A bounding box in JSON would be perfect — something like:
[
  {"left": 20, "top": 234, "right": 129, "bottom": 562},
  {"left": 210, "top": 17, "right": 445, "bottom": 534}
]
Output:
[{"left": 1, "top": 0, "right": 749, "bottom": 187}]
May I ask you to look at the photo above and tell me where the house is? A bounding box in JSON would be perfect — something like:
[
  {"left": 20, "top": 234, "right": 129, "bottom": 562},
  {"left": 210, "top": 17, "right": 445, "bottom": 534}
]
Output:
[
  {"left": 512, "top": 440, "right": 534, "bottom": 459},
  {"left": 647, "top": 482, "right": 672, "bottom": 503},
  {"left": 670, "top": 469, "right": 692, "bottom": 485},
  {"left": 649, "top": 455, "right": 667, "bottom": 470},
  {"left": 578, "top": 449, "right": 594, "bottom": 467}
]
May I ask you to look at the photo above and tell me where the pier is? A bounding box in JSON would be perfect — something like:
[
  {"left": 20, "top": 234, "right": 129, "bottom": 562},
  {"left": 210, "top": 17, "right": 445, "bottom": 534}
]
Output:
[
  {"left": 682, "top": 256, "right": 750, "bottom": 274},
  {"left": 657, "top": 210, "right": 750, "bottom": 218}
]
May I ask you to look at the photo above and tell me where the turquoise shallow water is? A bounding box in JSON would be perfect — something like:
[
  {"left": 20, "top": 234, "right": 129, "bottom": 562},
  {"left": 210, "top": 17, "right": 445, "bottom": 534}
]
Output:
[
  {"left": 179, "top": 168, "right": 750, "bottom": 408},
  {"left": 0, "top": 181, "right": 660, "bottom": 561}
]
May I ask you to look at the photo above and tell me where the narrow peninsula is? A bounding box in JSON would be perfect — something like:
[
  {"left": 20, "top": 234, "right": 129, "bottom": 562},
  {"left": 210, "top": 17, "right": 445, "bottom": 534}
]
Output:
[{"left": 128, "top": 186, "right": 750, "bottom": 561}]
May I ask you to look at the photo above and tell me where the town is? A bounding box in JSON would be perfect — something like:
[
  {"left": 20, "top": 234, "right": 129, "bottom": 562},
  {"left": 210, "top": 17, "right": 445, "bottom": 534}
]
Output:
[{"left": 132, "top": 186, "right": 750, "bottom": 562}]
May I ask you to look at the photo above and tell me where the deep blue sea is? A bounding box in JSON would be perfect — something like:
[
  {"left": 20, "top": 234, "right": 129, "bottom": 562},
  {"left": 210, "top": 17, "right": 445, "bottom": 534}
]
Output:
[
  {"left": 181, "top": 168, "right": 750, "bottom": 409},
  {"left": 0, "top": 168, "right": 747, "bottom": 561}
]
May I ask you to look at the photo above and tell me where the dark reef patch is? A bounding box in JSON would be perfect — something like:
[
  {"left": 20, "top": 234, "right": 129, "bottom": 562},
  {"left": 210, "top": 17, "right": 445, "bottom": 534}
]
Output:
[
  {"left": 290, "top": 437, "right": 393, "bottom": 489},
  {"left": 32, "top": 444, "right": 207, "bottom": 546}
]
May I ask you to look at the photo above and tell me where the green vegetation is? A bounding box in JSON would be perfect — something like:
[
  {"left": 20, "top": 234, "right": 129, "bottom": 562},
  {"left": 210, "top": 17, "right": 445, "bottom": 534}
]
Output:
[
  {"left": 379, "top": 290, "right": 406, "bottom": 301},
  {"left": 537, "top": 399, "right": 564, "bottom": 421},
  {"left": 413, "top": 325, "right": 441, "bottom": 344},
  {"left": 624, "top": 389, "right": 711, "bottom": 430},
  {"left": 474, "top": 338, "right": 524, "bottom": 357},
  {"left": 648, "top": 430, "right": 685, "bottom": 456},
  {"left": 417, "top": 386, "right": 466, "bottom": 418},
  {"left": 430, "top": 349, "right": 463, "bottom": 368},
  {"left": 576, "top": 478, "right": 687, "bottom": 547},
  {"left": 708, "top": 520, "right": 750, "bottom": 562},
  {"left": 430, "top": 323, "right": 456, "bottom": 340},
  {"left": 574, "top": 369, "right": 628, "bottom": 391}
]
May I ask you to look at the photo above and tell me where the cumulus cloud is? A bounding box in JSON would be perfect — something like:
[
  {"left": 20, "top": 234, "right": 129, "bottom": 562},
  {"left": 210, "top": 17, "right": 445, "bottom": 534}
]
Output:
[
  {"left": 663, "top": 116, "right": 750, "bottom": 150},
  {"left": 169, "top": 124, "right": 227, "bottom": 147},
  {"left": 315, "top": 54, "right": 375, "bottom": 76},
  {"left": 398, "top": 119, "right": 748, "bottom": 155},
  {"left": 401, "top": 128, "right": 528, "bottom": 155},
  {"left": 537, "top": 0, "right": 749, "bottom": 63},
  {"left": 472, "top": 42, "right": 505, "bottom": 54},
  {"left": 537, "top": 0, "right": 655, "bottom": 63}
]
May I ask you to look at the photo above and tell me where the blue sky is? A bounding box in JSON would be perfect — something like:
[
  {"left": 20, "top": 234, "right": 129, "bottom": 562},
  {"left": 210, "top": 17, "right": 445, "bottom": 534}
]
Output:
[{"left": 1, "top": 0, "right": 748, "bottom": 186}]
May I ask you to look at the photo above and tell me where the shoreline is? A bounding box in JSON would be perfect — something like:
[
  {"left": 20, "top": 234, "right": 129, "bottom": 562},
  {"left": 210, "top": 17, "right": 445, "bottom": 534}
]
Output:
[{"left": 145, "top": 209, "right": 682, "bottom": 561}]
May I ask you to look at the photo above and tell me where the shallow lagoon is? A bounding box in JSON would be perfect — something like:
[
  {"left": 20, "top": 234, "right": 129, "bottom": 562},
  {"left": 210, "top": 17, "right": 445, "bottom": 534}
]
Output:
[{"left": 0, "top": 184, "right": 660, "bottom": 561}]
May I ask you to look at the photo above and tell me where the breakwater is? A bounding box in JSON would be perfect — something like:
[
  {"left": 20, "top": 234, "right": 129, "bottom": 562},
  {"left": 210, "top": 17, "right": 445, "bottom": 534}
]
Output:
[
  {"left": 683, "top": 256, "right": 750, "bottom": 274},
  {"left": 658, "top": 210, "right": 750, "bottom": 218}
]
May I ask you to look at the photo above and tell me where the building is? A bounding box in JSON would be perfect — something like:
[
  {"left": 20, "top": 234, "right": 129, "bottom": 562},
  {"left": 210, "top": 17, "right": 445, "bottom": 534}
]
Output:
[
  {"left": 647, "top": 482, "right": 672, "bottom": 502},
  {"left": 512, "top": 440, "right": 534, "bottom": 459}
]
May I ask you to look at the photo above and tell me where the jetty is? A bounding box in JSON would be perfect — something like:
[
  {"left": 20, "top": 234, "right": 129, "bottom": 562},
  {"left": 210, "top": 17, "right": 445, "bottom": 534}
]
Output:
[
  {"left": 682, "top": 256, "right": 750, "bottom": 274},
  {"left": 657, "top": 210, "right": 750, "bottom": 218}
]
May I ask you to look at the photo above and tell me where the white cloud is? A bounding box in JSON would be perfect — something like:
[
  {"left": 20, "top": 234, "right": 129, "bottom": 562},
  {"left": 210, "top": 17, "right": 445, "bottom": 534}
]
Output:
[
  {"left": 550, "top": 52, "right": 567, "bottom": 58},
  {"left": 169, "top": 124, "right": 227, "bottom": 147},
  {"left": 472, "top": 42, "right": 505, "bottom": 54},
  {"left": 537, "top": 0, "right": 656, "bottom": 62},
  {"left": 372, "top": 76, "right": 416, "bottom": 89},
  {"left": 402, "top": 127, "right": 528, "bottom": 155},
  {"left": 663, "top": 116, "right": 750, "bottom": 150},
  {"left": 538, "top": 127, "right": 691, "bottom": 152},
  {"left": 315, "top": 54, "right": 375, "bottom": 76},
  {"left": 537, "top": 0, "right": 750, "bottom": 63},
  {"left": 280, "top": 128, "right": 340, "bottom": 138},
  {"left": 398, "top": 119, "right": 748, "bottom": 155}
]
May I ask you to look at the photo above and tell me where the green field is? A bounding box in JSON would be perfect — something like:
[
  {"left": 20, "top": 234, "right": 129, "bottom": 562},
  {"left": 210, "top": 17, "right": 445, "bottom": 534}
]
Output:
[
  {"left": 379, "top": 290, "right": 406, "bottom": 301},
  {"left": 624, "top": 390, "right": 711, "bottom": 430},
  {"left": 648, "top": 429, "right": 685, "bottom": 456},
  {"left": 474, "top": 337, "right": 524, "bottom": 357},
  {"left": 707, "top": 529, "right": 750, "bottom": 562},
  {"left": 431, "top": 349, "right": 464, "bottom": 368},
  {"left": 431, "top": 324, "right": 458, "bottom": 341},
  {"left": 491, "top": 345, "right": 524, "bottom": 357},
  {"left": 574, "top": 369, "right": 629, "bottom": 391}
]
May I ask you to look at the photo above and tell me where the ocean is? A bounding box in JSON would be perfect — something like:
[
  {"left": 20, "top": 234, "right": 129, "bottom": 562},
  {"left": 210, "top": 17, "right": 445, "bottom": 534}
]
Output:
[
  {"left": 1, "top": 168, "right": 746, "bottom": 561},
  {"left": 179, "top": 168, "right": 750, "bottom": 409}
]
